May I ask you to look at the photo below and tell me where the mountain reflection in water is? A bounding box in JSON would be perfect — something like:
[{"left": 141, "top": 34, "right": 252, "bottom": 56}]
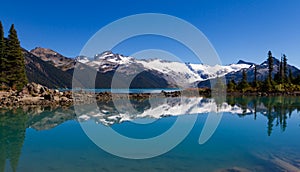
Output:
[
  {"left": 0, "top": 96, "right": 300, "bottom": 171},
  {"left": 78, "top": 96, "right": 300, "bottom": 135}
]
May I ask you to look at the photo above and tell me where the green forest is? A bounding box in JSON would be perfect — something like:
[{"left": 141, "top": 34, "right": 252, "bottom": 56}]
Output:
[
  {"left": 0, "top": 21, "right": 27, "bottom": 91},
  {"left": 226, "top": 51, "right": 300, "bottom": 93}
]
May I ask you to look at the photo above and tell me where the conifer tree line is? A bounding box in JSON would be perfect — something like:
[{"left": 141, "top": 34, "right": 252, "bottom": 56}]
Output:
[
  {"left": 227, "top": 50, "right": 300, "bottom": 93},
  {"left": 0, "top": 21, "right": 27, "bottom": 90}
]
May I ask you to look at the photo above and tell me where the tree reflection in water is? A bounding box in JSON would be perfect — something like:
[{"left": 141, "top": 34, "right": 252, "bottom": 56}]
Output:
[
  {"left": 0, "top": 106, "right": 75, "bottom": 172},
  {"left": 0, "top": 109, "right": 27, "bottom": 172},
  {"left": 226, "top": 96, "right": 300, "bottom": 136}
]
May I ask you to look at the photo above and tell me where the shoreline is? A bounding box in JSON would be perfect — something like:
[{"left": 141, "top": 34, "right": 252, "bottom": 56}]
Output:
[
  {"left": 1, "top": 83, "right": 300, "bottom": 108},
  {"left": 226, "top": 91, "right": 300, "bottom": 97}
]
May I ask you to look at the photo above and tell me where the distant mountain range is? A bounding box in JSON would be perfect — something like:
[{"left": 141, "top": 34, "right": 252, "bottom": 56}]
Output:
[{"left": 23, "top": 47, "right": 300, "bottom": 89}]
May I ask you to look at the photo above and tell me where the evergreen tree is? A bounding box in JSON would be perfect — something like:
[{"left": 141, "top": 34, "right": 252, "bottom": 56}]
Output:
[
  {"left": 6, "top": 24, "right": 27, "bottom": 90},
  {"left": 267, "top": 51, "right": 274, "bottom": 82},
  {"left": 237, "top": 70, "right": 250, "bottom": 92},
  {"left": 253, "top": 65, "right": 259, "bottom": 88},
  {"left": 275, "top": 56, "right": 283, "bottom": 84},
  {"left": 283, "top": 54, "right": 288, "bottom": 82},
  {"left": 227, "top": 79, "right": 236, "bottom": 92},
  {"left": 279, "top": 56, "right": 283, "bottom": 82},
  {"left": 263, "top": 77, "right": 272, "bottom": 92},
  {"left": 0, "top": 21, "right": 6, "bottom": 84},
  {"left": 288, "top": 69, "right": 293, "bottom": 84}
]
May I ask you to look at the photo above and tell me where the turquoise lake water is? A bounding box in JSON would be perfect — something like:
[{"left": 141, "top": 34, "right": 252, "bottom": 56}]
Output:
[{"left": 1, "top": 96, "right": 300, "bottom": 171}]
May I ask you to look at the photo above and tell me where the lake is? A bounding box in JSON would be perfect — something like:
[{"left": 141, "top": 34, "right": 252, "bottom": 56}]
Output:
[{"left": 1, "top": 96, "right": 300, "bottom": 172}]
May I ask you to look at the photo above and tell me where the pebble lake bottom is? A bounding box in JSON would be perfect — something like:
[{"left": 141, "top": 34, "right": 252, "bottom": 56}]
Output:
[{"left": 1, "top": 97, "right": 300, "bottom": 172}]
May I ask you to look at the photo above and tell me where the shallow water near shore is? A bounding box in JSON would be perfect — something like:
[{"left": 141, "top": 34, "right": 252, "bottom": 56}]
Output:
[{"left": 1, "top": 96, "right": 300, "bottom": 172}]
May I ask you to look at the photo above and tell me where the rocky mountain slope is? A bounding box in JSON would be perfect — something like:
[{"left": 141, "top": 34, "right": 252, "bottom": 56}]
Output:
[
  {"left": 23, "top": 48, "right": 73, "bottom": 88},
  {"left": 30, "top": 47, "right": 74, "bottom": 71}
]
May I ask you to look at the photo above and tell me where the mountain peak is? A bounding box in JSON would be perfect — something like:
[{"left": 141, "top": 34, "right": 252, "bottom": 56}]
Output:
[
  {"left": 30, "top": 47, "right": 60, "bottom": 59},
  {"left": 30, "top": 47, "right": 74, "bottom": 71},
  {"left": 94, "top": 51, "right": 118, "bottom": 61},
  {"left": 93, "top": 51, "right": 134, "bottom": 64},
  {"left": 237, "top": 60, "right": 255, "bottom": 66}
]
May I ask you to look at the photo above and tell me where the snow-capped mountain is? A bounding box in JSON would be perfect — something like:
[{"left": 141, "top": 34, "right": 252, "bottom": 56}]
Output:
[
  {"left": 30, "top": 48, "right": 300, "bottom": 89},
  {"left": 76, "top": 51, "right": 251, "bottom": 87},
  {"left": 76, "top": 51, "right": 136, "bottom": 73}
]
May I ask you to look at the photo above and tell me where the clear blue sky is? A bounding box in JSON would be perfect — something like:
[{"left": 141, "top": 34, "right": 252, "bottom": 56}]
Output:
[{"left": 1, "top": 0, "right": 299, "bottom": 67}]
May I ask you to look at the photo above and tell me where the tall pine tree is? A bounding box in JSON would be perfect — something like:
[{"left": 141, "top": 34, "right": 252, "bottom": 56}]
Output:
[
  {"left": 253, "top": 65, "right": 258, "bottom": 87},
  {"left": 237, "top": 70, "right": 250, "bottom": 92},
  {"left": 275, "top": 56, "right": 283, "bottom": 84},
  {"left": 283, "top": 54, "right": 288, "bottom": 82},
  {"left": 288, "top": 69, "right": 293, "bottom": 84},
  {"left": 0, "top": 21, "right": 6, "bottom": 84},
  {"left": 267, "top": 51, "right": 274, "bottom": 82},
  {"left": 6, "top": 24, "right": 27, "bottom": 90}
]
